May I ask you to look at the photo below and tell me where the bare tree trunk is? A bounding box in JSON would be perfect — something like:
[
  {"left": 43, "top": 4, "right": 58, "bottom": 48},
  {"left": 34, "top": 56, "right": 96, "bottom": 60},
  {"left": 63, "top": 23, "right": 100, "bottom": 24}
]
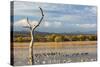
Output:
[
  {"left": 26, "top": 7, "right": 44, "bottom": 65},
  {"left": 29, "top": 30, "right": 34, "bottom": 65}
]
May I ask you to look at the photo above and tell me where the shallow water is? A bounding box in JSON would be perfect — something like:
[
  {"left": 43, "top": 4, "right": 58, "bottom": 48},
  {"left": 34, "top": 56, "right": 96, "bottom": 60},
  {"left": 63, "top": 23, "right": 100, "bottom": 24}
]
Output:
[{"left": 13, "top": 44, "right": 97, "bottom": 66}]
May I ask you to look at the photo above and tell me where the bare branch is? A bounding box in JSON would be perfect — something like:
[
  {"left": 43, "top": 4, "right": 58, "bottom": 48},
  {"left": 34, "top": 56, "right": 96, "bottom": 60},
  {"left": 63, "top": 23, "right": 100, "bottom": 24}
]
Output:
[
  {"left": 39, "top": 7, "right": 44, "bottom": 16},
  {"left": 26, "top": 17, "right": 32, "bottom": 30},
  {"left": 33, "top": 7, "right": 44, "bottom": 30}
]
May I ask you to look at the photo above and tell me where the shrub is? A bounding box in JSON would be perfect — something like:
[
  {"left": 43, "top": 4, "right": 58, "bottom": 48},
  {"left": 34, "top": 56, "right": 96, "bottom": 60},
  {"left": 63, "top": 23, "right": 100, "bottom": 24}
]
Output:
[{"left": 54, "top": 36, "right": 63, "bottom": 42}]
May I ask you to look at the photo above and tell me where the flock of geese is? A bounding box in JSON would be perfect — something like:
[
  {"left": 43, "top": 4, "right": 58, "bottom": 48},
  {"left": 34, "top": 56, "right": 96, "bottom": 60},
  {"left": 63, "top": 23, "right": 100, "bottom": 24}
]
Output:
[{"left": 31, "top": 52, "right": 96, "bottom": 64}]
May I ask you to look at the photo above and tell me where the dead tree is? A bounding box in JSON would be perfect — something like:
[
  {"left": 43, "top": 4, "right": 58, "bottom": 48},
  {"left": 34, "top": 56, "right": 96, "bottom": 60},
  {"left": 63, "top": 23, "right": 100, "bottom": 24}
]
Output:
[{"left": 26, "top": 7, "right": 44, "bottom": 65}]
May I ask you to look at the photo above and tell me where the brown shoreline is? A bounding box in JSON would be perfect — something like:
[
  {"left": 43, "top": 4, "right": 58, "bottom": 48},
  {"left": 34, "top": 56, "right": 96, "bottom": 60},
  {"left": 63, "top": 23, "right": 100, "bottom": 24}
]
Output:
[{"left": 12, "top": 41, "right": 97, "bottom": 48}]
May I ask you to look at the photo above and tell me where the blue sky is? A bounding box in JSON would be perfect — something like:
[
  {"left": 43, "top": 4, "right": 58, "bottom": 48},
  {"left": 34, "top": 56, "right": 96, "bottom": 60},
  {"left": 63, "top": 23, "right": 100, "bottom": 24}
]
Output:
[{"left": 12, "top": 1, "right": 97, "bottom": 33}]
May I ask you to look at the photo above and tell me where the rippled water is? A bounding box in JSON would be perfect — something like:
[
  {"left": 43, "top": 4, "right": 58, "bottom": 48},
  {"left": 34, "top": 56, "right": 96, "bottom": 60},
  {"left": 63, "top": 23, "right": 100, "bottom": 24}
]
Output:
[{"left": 13, "top": 44, "right": 97, "bottom": 66}]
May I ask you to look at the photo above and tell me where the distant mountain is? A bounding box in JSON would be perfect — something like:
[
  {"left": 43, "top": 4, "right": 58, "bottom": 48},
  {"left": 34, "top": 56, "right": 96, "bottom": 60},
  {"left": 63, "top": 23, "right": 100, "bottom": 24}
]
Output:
[
  {"left": 64, "top": 31, "right": 97, "bottom": 35},
  {"left": 12, "top": 30, "right": 97, "bottom": 36},
  {"left": 12, "top": 31, "right": 51, "bottom": 36}
]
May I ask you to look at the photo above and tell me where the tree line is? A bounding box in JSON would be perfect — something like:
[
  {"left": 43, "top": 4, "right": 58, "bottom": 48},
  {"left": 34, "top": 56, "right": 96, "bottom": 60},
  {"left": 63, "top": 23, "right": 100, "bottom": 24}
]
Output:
[{"left": 13, "top": 33, "right": 97, "bottom": 42}]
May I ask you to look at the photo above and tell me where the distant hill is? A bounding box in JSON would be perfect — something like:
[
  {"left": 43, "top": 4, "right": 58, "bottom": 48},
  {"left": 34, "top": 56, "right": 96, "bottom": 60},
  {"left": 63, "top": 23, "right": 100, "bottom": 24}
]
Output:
[{"left": 11, "top": 30, "right": 97, "bottom": 37}]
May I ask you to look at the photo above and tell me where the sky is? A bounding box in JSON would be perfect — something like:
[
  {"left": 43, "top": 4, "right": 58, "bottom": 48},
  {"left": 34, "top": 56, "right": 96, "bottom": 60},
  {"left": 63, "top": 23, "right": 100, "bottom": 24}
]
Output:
[{"left": 12, "top": 1, "right": 97, "bottom": 33}]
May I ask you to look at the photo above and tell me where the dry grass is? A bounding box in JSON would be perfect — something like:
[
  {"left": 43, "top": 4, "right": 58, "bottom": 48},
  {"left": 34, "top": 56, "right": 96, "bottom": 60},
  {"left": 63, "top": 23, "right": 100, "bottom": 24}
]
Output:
[{"left": 12, "top": 41, "right": 97, "bottom": 48}]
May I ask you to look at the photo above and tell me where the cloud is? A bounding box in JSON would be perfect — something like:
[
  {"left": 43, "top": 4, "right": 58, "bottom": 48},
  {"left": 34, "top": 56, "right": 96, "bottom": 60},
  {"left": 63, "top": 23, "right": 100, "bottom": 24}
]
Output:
[
  {"left": 43, "top": 22, "right": 50, "bottom": 27},
  {"left": 81, "top": 6, "right": 97, "bottom": 17},
  {"left": 14, "top": 19, "right": 38, "bottom": 27},
  {"left": 90, "top": 7, "right": 97, "bottom": 15},
  {"left": 13, "top": 1, "right": 97, "bottom": 17},
  {"left": 76, "top": 24, "right": 96, "bottom": 28},
  {"left": 13, "top": 1, "right": 97, "bottom": 33},
  {"left": 54, "top": 22, "right": 62, "bottom": 27},
  {"left": 14, "top": 19, "right": 28, "bottom": 26},
  {"left": 13, "top": 1, "right": 97, "bottom": 23},
  {"left": 42, "top": 21, "right": 62, "bottom": 28},
  {"left": 14, "top": 19, "right": 62, "bottom": 28}
]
